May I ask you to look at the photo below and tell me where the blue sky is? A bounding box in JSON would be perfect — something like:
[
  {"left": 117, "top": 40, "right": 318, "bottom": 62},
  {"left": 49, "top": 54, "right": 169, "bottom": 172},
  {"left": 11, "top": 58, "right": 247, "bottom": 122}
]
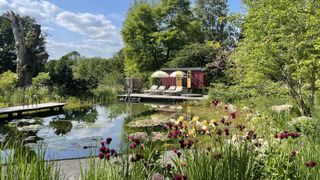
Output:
[{"left": 0, "top": 0, "right": 242, "bottom": 59}]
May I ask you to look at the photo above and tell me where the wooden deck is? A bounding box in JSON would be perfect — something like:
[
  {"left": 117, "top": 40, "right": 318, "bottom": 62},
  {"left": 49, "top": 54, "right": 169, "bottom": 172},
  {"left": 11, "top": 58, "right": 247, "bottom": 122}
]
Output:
[
  {"left": 0, "top": 102, "right": 66, "bottom": 119},
  {"left": 118, "top": 93, "right": 208, "bottom": 102}
]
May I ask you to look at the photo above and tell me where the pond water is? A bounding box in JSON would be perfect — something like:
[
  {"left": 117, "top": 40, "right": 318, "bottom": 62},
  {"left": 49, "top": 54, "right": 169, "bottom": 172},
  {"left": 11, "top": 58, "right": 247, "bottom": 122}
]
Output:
[
  {"left": 0, "top": 103, "right": 154, "bottom": 161},
  {"left": 0, "top": 102, "right": 218, "bottom": 161}
]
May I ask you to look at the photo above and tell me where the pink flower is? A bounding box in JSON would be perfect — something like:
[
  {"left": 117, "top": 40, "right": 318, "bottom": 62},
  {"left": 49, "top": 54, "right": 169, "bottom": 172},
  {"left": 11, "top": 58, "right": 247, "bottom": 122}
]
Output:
[
  {"left": 220, "top": 118, "right": 225, "bottom": 124},
  {"left": 106, "top": 137, "right": 112, "bottom": 145},
  {"left": 98, "top": 153, "right": 104, "bottom": 159},
  {"left": 236, "top": 125, "right": 245, "bottom": 131},
  {"left": 167, "top": 122, "right": 174, "bottom": 129},
  {"left": 214, "top": 153, "right": 222, "bottom": 160},
  {"left": 224, "top": 128, "right": 230, "bottom": 136},
  {"left": 99, "top": 146, "right": 106, "bottom": 153},
  {"left": 105, "top": 153, "right": 111, "bottom": 160},
  {"left": 110, "top": 149, "right": 116, "bottom": 155},
  {"left": 305, "top": 160, "right": 317, "bottom": 168},
  {"left": 211, "top": 99, "right": 219, "bottom": 106},
  {"left": 187, "top": 139, "right": 194, "bottom": 148},
  {"left": 230, "top": 112, "right": 236, "bottom": 119},
  {"left": 136, "top": 153, "right": 144, "bottom": 161},
  {"left": 254, "top": 142, "right": 261, "bottom": 147},
  {"left": 173, "top": 174, "right": 187, "bottom": 180},
  {"left": 224, "top": 105, "right": 228, "bottom": 110},
  {"left": 216, "top": 128, "right": 223, "bottom": 135},
  {"left": 176, "top": 151, "right": 182, "bottom": 158},
  {"left": 130, "top": 142, "right": 137, "bottom": 149}
]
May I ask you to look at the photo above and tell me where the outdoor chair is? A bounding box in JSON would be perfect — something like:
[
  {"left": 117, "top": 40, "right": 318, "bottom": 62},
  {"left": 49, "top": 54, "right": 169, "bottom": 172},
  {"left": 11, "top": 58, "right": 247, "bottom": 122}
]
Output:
[
  {"left": 163, "top": 86, "right": 176, "bottom": 94},
  {"left": 154, "top": 86, "right": 166, "bottom": 94},
  {"left": 145, "top": 85, "right": 158, "bottom": 93},
  {"left": 167, "top": 86, "right": 183, "bottom": 96}
]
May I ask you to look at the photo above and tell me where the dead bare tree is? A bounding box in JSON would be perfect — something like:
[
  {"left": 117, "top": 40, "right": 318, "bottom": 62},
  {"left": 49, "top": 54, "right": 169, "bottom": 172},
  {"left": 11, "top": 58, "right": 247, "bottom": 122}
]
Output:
[{"left": 3, "top": 11, "right": 42, "bottom": 87}]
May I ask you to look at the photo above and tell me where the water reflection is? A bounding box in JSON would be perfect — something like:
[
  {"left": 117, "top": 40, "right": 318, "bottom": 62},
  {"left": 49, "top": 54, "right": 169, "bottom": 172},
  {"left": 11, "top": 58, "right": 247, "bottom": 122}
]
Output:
[
  {"left": 0, "top": 103, "right": 152, "bottom": 160},
  {"left": 49, "top": 120, "right": 72, "bottom": 136}
]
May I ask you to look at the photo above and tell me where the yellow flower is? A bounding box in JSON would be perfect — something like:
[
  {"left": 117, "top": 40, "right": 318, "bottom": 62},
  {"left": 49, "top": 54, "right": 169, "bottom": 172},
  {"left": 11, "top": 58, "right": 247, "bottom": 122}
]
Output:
[
  {"left": 192, "top": 116, "right": 199, "bottom": 122},
  {"left": 177, "top": 116, "right": 184, "bottom": 122},
  {"left": 188, "top": 129, "right": 195, "bottom": 136},
  {"left": 202, "top": 120, "right": 208, "bottom": 126}
]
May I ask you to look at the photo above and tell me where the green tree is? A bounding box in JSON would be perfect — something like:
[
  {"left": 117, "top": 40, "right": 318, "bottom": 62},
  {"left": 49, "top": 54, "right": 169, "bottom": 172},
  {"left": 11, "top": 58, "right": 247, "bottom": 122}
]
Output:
[
  {"left": 236, "top": 0, "right": 320, "bottom": 116},
  {"left": 0, "top": 18, "right": 15, "bottom": 73},
  {"left": 0, "top": 14, "right": 48, "bottom": 76},
  {"left": 154, "top": 0, "right": 201, "bottom": 62},
  {"left": 167, "top": 42, "right": 217, "bottom": 68},
  {"left": 122, "top": 1, "right": 160, "bottom": 75},
  {"left": 194, "top": 0, "right": 228, "bottom": 42},
  {"left": 122, "top": 0, "right": 201, "bottom": 76}
]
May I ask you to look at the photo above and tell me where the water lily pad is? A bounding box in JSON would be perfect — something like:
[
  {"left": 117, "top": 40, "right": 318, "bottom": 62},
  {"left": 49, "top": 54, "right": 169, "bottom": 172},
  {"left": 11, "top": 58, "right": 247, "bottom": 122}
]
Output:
[
  {"left": 9, "top": 118, "right": 42, "bottom": 127},
  {"left": 129, "top": 132, "right": 167, "bottom": 141},
  {"left": 127, "top": 113, "right": 173, "bottom": 128},
  {"left": 17, "top": 125, "right": 42, "bottom": 132}
]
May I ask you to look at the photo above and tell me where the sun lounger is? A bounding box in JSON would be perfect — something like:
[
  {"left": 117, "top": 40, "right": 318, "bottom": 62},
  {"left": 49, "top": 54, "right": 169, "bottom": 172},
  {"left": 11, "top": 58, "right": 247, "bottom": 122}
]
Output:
[
  {"left": 163, "top": 86, "right": 176, "bottom": 94},
  {"left": 154, "top": 86, "right": 166, "bottom": 94},
  {"left": 167, "top": 86, "right": 183, "bottom": 96},
  {"left": 145, "top": 85, "right": 158, "bottom": 93}
]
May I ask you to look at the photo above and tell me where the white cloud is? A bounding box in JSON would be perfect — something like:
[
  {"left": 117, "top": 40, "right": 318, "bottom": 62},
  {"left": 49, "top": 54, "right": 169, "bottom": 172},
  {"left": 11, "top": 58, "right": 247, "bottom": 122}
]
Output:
[
  {"left": 56, "top": 11, "right": 118, "bottom": 38},
  {"left": 0, "top": 0, "right": 124, "bottom": 59},
  {"left": 0, "top": 0, "right": 60, "bottom": 23}
]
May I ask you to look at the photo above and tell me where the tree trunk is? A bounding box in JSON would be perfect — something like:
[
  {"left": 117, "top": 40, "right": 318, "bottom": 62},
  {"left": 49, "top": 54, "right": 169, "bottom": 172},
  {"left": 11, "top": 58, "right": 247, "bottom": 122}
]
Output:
[
  {"left": 3, "top": 11, "right": 40, "bottom": 87},
  {"left": 283, "top": 71, "right": 312, "bottom": 117}
]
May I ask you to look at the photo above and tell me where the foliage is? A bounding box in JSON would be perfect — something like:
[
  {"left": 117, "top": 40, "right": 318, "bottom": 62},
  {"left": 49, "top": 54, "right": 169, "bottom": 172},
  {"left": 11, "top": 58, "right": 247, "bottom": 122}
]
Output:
[
  {"left": 167, "top": 42, "right": 218, "bottom": 68},
  {"left": 288, "top": 116, "right": 320, "bottom": 139},
  {"left": 0, "top": 137, "right": 60, "bottom": 180},
  {"left": 0, "top": 17, "right": 15, "bottom": 73},
  {"left": 236, "top": 0, "right": 320, "bottom": 116},
  {"left": 122, "top": 1, "right": 160, "bottom": 75},
  {"left": 0, "top": 71, "right": 17, "bottom": 107},
  {"left": 73, "top": 50, "right": 124, "bottom": 84},
  {"left": 32, "top": 72, "right": 50, "bottom": 88},
  {"left": 194, "top": 0, "right": 231, "bottom": 45},
  {"left": 0, "top": 15, "right": 48, "bottom": 75},
  {"left": 0, "top": 71, "right": 17, "bottom": 94},
  {"left": 122, "top": 0, "right": 202, "bottom": 76},
  {"left": 46, "top": 53, "right": 97, "bottom": 97},
  {"left": 91, "top": 72, "right": 123, "bottom": 102}
]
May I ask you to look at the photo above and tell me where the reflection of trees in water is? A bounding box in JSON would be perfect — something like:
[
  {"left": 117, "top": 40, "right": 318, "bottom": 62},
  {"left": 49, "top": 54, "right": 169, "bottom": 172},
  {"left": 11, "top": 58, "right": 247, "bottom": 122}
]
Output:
[
  {"left": 1, "top": 119, "right": 43, "bottom": 148},
  {"left": 106, "top": 103, "right": 126, "bottom": 120},
  {"left": 0, "top": 128, "right": 42, "bottom": 158},
  {"left": 49, "top": 120, "right": 72, "bottom": 136},
  {"left": 104, "top": 103, "right": 154, "bottom": 122},
  {"left": 62, "top": 107, "right": 98, "bottom": 123}
]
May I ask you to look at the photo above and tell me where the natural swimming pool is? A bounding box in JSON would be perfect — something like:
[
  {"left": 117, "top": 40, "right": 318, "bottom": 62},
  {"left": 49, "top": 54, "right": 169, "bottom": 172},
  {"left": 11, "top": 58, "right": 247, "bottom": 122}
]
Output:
[{"left": 0, "top": 102, "right": 219, "bottom": 161}]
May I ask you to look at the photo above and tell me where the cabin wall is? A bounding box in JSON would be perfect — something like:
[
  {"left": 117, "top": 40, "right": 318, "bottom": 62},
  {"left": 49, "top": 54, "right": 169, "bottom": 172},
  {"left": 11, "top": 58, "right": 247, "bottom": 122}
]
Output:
[{"left": 160, "top": 70, "right": 208, "bottom": 89}]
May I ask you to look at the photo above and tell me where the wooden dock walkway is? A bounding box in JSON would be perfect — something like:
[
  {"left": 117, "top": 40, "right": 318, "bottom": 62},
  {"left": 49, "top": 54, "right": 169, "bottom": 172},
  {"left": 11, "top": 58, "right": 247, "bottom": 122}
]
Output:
[
  {"left": 118, "top": 93, "right": 208, "bottom": 102},
  {"left": 0, "top": 102, "right": 66, "bottom": 119}
]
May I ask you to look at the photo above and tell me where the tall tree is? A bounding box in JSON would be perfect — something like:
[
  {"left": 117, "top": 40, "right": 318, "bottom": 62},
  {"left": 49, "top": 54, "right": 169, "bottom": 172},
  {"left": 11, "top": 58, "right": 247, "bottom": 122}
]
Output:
[
  {"left": 2, "top": 11, "right": 48, "bottom": 87},
  {"left": 122, "top": 1, "right": 160, "bottom": 75},
  {"left": 154, "top": 0, "right": 201, "bottom": 62},
  {"left": 0, "top": 17, "right": 16, "bottom": 73},
  {"left": 236, "top": 0, "right": 320, "bottom": 116},
  {"left": 194, "top": 0, "right": 228, "bottom": 43},
  {"left": 122, "top": 0, "right": 201, "bottom": 76}
]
